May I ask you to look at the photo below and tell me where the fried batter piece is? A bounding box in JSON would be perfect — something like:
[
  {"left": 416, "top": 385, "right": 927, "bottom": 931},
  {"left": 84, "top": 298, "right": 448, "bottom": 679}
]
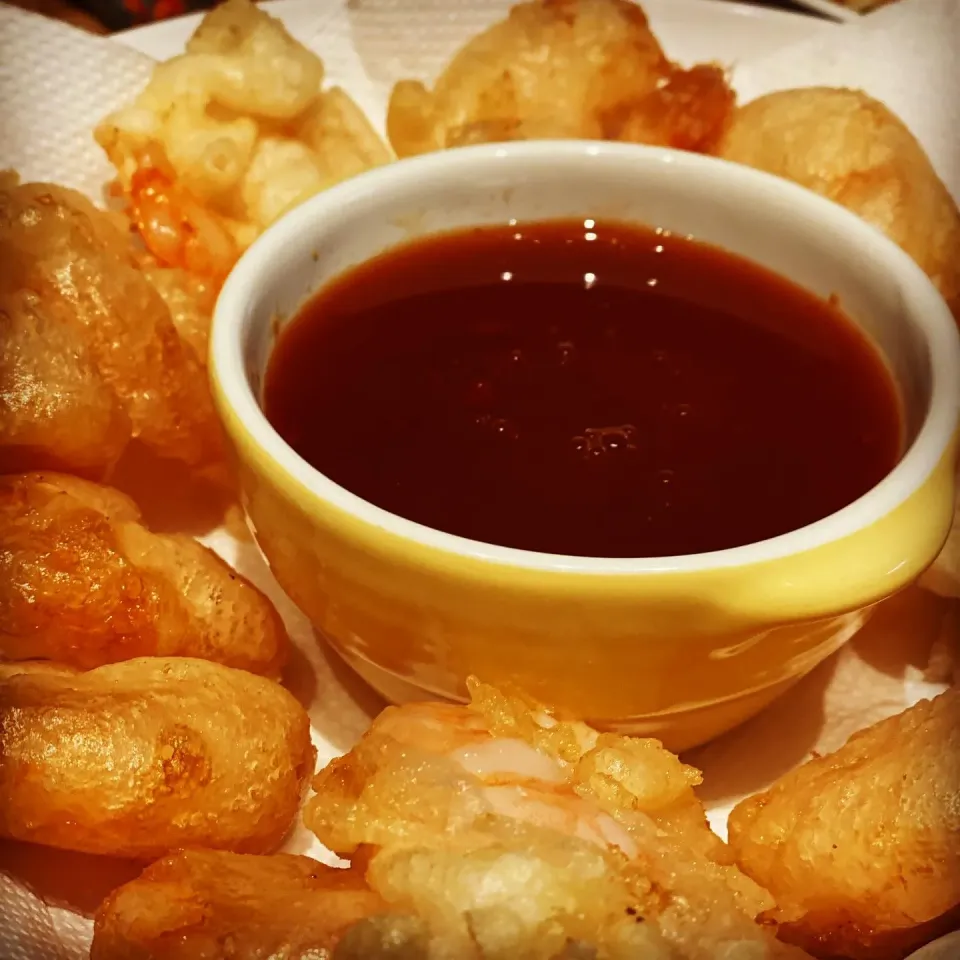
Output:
[
  {"left": 96, "top": 0, "right": 391, "bottom": 279},
  {"left": 0, "top": 472, "right": 287, "bottom": 674},
  {"left": 0, "top": 659, "right": 78, "bottom": 680},
  {"left": 728, "top": 688, "right": 960, "bottom": 960},
  {"left": 0, "top": 178, "right": 223, "bottom": 477},
  {"left": 305, "top": 680, "right": 808, "bottom": 959},
  {"left": 717, "top": 88, "right": 960, "bottom": 320},
  {"left": 91, "top": 850, "right": 389, "bottom": 960},
  {"left": 0, "top": 657, "right": 314, "bottom": 859},
  {"left": 386, "top": 0, "right": 734, "bottom": 158}
]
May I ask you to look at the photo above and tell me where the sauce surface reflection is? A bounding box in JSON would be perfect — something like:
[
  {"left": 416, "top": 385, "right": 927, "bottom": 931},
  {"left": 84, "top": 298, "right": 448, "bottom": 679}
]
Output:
[{"left": 264, "top": 219, "right": 902, "bottom": 558}]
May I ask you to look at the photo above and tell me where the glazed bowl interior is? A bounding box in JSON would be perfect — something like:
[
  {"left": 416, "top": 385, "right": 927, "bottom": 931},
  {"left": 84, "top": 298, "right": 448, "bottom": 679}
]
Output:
[{"left": 215, "top": 140, "right": 957, "bottom": 573}]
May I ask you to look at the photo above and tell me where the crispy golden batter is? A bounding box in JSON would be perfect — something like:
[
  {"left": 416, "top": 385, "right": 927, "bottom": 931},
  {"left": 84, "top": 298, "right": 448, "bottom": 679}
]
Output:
[
  {"left": 0, "top": 657, "right": 314, "bottom": 858},
  {"left": 305, "top": 681, "right": 807, "bottom": 959},
  {"left": 386, "top": 0, "right": 733, "bottom": 158},
  {"left": 91, "top": 850, "right": 387, "bottom": 960},
  {"left": 728, "top": 688, "right": 960, "bottom": 960},
  {"left": 0, "top": 179, "right": 223, "bottom": 477},
  {"left": 140, "top": 263, "right": 218, "bottom": 362},
  {"left": 0, "top": 472, "right": 287, "bottom": 674},
  {"left": 717, "top": 88, "right": 960, "bottom": 321}
]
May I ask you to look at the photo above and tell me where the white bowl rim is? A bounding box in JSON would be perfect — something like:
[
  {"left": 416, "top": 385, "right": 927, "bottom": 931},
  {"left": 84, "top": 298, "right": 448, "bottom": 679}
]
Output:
[{"left": 211, "top": 139, "right": 960, "bottom": 575}]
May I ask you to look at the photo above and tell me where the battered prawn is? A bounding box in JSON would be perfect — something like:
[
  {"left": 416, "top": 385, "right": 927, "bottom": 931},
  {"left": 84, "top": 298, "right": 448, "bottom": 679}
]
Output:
[
  {"left": 95, "top": 0, "right": 390, "bottom": 282},
  {"left": 385, "top": 0, "right": 734, "bottom": 159},
  {"left": 305, "top": 680, "right": 809, "bottom": 960}
]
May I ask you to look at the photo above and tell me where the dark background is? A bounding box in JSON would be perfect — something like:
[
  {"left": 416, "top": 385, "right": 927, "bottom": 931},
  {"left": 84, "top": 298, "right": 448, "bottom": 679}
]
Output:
[{"left": 8, "top": 0, "right": 826, "bottom": 34}]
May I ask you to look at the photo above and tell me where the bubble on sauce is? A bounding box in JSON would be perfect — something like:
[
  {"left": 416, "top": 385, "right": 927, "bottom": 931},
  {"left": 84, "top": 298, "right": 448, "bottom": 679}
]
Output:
[
  {"left": 556, "top": 340, "right": 576, "bottom": 366},
  {"left": 656, "top": 469, "right": 675, "bottom": 511},
  {"left": 467, "top": 379, "right": 493, "bottom": 407},
  {"left": 475, "top": 414, "right": 519, "bottom": 441},
  {"left": 572, "top": 424, "right": 638, "bottom": 459}
]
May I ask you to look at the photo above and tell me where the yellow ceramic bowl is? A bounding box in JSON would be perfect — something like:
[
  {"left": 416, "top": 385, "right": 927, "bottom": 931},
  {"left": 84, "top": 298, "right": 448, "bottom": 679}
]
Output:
[{"left": 210, "top": 141, "right": 960, "bottom": 751}]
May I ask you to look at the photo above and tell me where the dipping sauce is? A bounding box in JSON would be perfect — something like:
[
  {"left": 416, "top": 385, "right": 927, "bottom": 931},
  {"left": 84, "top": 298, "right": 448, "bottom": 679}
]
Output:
[{"left": 264, "top": 220, "right": 902, "bottom": 558}]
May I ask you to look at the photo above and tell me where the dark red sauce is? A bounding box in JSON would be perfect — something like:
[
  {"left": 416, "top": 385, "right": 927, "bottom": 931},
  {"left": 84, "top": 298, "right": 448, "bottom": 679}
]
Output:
[{"left": 263, "top": 219, "right": 902, "bottom": 558}]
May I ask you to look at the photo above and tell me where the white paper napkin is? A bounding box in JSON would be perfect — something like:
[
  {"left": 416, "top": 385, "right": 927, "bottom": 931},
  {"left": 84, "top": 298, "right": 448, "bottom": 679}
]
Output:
[
  {"left": 0, "top": 873, "right": 70, "bottom": 960},
  {"left": 0, "top": 0, "right": 956, "bottom": 956},
  {"left": 0, "top": 8, "right": 154, "bottom": 198}
]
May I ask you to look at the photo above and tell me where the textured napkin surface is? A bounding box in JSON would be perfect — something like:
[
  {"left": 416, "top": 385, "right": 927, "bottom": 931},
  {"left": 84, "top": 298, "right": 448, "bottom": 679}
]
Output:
[
  {"left": 0, "top": 0, "right": 955, "bottom": 956},
  {"left": 0, "top": 7, "right": 154, "bottom": 198},
  {"left": 0, "top": 873, "right": 69, "bottom": 960}
]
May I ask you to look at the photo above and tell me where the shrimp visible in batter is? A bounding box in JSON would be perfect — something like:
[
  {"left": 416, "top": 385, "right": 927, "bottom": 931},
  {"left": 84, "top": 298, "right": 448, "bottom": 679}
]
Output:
[
  {"left": 127, "top": 164, "right": 241, "bottom": 282},
  {"left": 305, "top": 680, "right": 809, "bottom": 960}
]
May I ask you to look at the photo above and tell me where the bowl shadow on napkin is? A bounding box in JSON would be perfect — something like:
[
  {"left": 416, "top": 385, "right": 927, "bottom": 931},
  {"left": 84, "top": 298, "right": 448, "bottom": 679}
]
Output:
[
  {"left": 226, "top": 538, "right": 386, "bottom": 753},
  {"left": 0, "top": 841, "right": 142, "bottom": 918},
  {"left": 851, "top": 585, "right": 953, "bottom": 678},
  {"left": 280, "top": 638, "right": 322, "bottom": 710},
  {"left": 685, "top": 645, "right": 837, "bottom": 804},
  {"left": 108, "top": 441, "right": 238, "bottom": 538},
  {"left": 687, "top": 585, "right": 947, "bottom": 807}
]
